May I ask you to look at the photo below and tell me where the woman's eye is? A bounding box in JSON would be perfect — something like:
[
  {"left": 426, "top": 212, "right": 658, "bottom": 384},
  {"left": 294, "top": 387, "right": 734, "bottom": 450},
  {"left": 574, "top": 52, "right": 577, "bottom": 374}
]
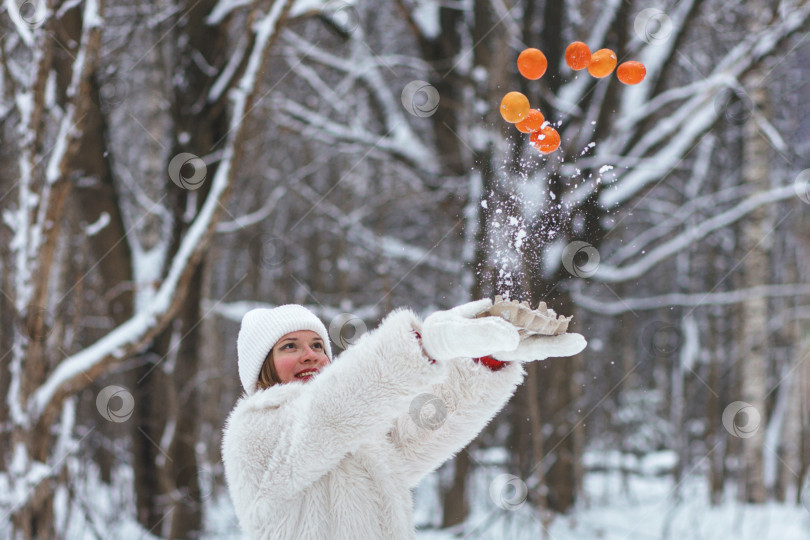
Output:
[
  {"left": 282, "top": 343, "right": 294, "bottom": 350},
  {"left": 314, "top": 343, "right": 323, "bottom": 349}
]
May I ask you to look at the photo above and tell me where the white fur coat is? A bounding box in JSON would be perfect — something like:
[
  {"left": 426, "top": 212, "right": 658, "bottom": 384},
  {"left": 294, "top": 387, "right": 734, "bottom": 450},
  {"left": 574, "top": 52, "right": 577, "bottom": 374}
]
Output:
[{"left": 221, "top": 308, "right": 526, "bottom": 539}]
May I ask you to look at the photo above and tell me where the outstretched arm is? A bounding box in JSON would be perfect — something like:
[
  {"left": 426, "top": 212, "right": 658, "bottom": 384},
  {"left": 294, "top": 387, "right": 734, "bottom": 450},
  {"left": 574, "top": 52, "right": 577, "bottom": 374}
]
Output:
[
  {"left": 384, "top": 300, "right": 587, "bottom": 487},
  {"left": 386, "top": 354, "right": 526, "bottom": 487}
]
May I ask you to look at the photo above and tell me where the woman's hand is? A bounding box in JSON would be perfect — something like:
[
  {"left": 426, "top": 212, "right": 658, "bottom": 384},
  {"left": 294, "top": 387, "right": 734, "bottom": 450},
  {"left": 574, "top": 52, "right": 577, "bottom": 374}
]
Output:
[
  {"left": 421, "top": 299, "right": 520, "bottom": 361},
  {"left": 491, "top": 332, "right": 587, "bottom": 362}
]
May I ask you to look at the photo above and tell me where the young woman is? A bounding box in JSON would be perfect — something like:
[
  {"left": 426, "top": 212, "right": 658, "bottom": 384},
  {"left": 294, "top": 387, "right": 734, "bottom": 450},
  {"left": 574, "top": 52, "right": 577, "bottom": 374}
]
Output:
[{"left": 221, "top": 300, "right": 585, "bottom": 539}]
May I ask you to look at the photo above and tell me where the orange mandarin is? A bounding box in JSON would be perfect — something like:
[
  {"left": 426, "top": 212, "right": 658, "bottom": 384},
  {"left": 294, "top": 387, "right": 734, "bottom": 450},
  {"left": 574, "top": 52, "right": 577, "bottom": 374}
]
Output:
[
  {"left": 530, "top": 125, "right": 561, "bottom": 154},
  {"left": 617, "top": 61, "right": 647, "bottom": 85},
  {"left": 565, "top": 41, "right": 591, "bottom": 71},
  {"left": 587, "top": 48, "right": 617, "bottom": 78},
  {"left": 500, "top": 91, "right": 530, "bottom": 123},
  {"left": 517, "top": 48, "right": 548, "bottom": 80},
  {"left": 515, "top": 109, "right": 545, "bottom": 133}
]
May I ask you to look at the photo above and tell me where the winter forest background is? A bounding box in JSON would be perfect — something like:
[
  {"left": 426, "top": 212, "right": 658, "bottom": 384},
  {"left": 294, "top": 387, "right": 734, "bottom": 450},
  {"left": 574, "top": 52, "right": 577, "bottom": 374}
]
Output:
[{"left": 1, "top": 0, "right": 810, "bottom": 538}]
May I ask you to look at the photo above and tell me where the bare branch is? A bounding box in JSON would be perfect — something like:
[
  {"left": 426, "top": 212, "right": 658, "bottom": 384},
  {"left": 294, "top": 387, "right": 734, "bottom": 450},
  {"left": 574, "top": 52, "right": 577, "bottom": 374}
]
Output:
[
  {"left": 593, "top": 185, "right": 799, "bottom": 283},
  {"left": 572, "top": 283, "right": 810, "bottom": 315},
  {"left": 290, "top": 181, "right": 463, "bottom": 273}
]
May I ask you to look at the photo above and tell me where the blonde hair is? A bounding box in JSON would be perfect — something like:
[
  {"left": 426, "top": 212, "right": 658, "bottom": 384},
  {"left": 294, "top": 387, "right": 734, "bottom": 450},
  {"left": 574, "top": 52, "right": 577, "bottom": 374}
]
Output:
[{"left": 257, "top": 349, "right": 281, "bottom": 390}]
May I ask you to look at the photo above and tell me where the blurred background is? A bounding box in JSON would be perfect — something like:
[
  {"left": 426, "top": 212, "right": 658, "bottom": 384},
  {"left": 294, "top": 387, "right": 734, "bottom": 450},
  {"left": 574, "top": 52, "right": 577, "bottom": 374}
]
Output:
[{"left": 1, "top": 0, "right": 809, "bottom": 538}]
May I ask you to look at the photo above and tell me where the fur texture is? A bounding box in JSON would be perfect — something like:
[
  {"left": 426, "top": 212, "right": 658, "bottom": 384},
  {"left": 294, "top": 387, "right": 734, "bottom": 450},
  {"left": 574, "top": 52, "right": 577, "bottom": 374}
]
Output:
[{"left": 221, "top": 308, "right": 526, "bottom": 539}]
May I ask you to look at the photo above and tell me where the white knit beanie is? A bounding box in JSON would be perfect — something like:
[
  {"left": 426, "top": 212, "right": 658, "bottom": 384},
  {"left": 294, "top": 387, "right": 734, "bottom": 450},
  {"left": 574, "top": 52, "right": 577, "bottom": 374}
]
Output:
[{"left": 237, "top": 305, "right": 333, "bottom": 395}]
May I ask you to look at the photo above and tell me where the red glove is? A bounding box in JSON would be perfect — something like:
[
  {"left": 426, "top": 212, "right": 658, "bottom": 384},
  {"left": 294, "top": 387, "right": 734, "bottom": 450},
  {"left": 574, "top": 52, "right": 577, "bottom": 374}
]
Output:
[{"left": 473, "top": 355, "right": 509, "bottom": 372}]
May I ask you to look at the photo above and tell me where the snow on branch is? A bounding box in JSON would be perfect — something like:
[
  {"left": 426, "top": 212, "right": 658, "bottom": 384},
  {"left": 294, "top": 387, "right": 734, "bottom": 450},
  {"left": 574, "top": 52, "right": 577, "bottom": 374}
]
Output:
[
  {"left": 280, "top": 28, "right": 439, "bottom": 174},
  {"left": 607, "top": 136, "right": 720, "bottom": 266},
  {"left": 206, "top": 0, "right": 252, "bottom": 25},
  {"left": 215, "top": 185, "right": 287, "bottom": 233},
  {"left": 277, "top": 97, "right": 437, "bottom": 175},
  {"left": 751, "top": 107, "right": 790, "bottom": 156},
  {"left": 572, "top": 283, "right": 810, "bottom": 315},
  {"left": 280, "top": 48, "right": 346, "bottom": 113},
  {"left": 215, "top": 153, "right": 330, "bottom": 234},
  {"left": 613, "top": 78, "right": 719, "bottom": 137},
  {"left": 290, "top": 182, "right": 463, "bottom": 273},
  {"left": 623, "top": 75, "right": 733, "bottom": 161},
  {"left": 4, "top": 0, "right": 47, "bottom": 46},
  {"left": 556, "top": 0, "right": 621, "bottom": 109},
  {"left": 587, "top": 4, "right": 810, "bottom": 208},
  {"left": 5, "top": 0, "right": 105, "bottom": 430},
  {"left": 618, "top": 0, "right": 698, "bottom": 121},
  {"left": 208, "top": 32, "right": 248, "bottom": 104},
  {"left": 592, "top": 185, "right": 798, "bottom": 283},
  {"left": 599, "top": 87, "right": 723, "bottom": 208},
  {"left": 621, "top": 3, "right": 808, "bottom": 157},
  {"left": 282, "top": 28, "right": 354, "bottom": 72},
  {"left": 29, "top": 0, "right": 296, "bottom": 423},
  {"left": 45, "top": 0, "right": 102, "bottom": 186}
]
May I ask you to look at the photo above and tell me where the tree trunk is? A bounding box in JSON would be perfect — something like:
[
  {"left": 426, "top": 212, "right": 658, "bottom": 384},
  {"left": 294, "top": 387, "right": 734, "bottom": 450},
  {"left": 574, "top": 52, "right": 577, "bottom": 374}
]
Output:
[
  {"left": 707, "top": 307, "right": 724, "bottom": 505},
  {"left": 130, "top": 0, "right": 228, "bottom": 535},
  {"left": 168, "top": 265, "right": 205, "bottom": 539},
  {"left": 73, "top": 68, "right": 136, "bottom": 487},
  {"left": 132, "top": 348, "right": 173, "bottom": 534},
  {"left": 531, "top": 289, "right": 582, "bottom": 512},
  {"left": 738, "top": 73, "right": 770, "bottom": 504},
  {"left": 525, "top": 362, "right": 551, "bottom": 527},
  {"left": 440, "top": 450, "right": 470, "bottom": 528},
  {"left": 790, "top": 194, "right": 810, "bottom": 504},
  {"left": 8, "top": 3, "right": 103, "bottom": 536}
]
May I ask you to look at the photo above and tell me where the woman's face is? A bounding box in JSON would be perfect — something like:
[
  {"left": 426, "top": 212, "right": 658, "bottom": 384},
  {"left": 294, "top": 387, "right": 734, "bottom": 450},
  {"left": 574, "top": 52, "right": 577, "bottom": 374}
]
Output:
[{"left": 271, "top": 330, "right": 330, "bottom": 383}]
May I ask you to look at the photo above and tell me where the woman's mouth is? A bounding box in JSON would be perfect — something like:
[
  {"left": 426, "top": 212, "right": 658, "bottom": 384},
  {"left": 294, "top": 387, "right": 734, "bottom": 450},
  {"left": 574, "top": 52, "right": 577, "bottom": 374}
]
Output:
[{"left": 294, "top": 369, "right": 319, "bottom": 380}]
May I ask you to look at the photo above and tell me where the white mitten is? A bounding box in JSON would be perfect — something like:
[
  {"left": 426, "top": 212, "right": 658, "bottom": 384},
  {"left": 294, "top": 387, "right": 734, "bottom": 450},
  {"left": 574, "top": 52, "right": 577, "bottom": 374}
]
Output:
[
  {"left": 422, "top": 299, "right": 521, "bottom": 361},
  {"left": 492, "top": 332, "right": 587, "bottom": 362}
]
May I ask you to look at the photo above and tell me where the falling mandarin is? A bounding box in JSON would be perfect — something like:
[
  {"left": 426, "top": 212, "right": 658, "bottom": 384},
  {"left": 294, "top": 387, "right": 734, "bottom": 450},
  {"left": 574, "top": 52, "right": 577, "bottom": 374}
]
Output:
[
  {"left": 565, "top": 41, "right": 591, "bottom": 71},
  {"left": 587, "top": 48, "right": 617, "bottom": 78},
  {"left": 515, "top": 109, "right": 545, "bottom": 133},
  {"left": 617, "top": 61, "right": 647, "bottom": 85},
  {"left": 517, "top": 48, "right": 548, "bottom": 80},
  {"left": 530, "top": 125, "right": 561, "bottom": 154},
  {"left": 500, "top": 91, "right": 530, "bottom": 123},
  {"left": 503, "top": 43, "right": 644, "bottom": 154}
]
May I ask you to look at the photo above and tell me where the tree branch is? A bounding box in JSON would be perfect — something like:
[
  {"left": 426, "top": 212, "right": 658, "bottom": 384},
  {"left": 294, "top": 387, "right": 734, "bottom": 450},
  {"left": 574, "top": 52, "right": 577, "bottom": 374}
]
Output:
[
  {"left": 592, "top": 185, "right": 798, "bottom": 283},
  {"left": 572, "top": 283, "right": 810, "bottom": 315}
]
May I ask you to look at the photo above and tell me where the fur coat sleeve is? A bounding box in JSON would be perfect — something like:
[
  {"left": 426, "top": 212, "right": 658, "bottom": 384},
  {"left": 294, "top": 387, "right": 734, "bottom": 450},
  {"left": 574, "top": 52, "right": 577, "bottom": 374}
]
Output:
[
  {"left": 384, "top": 353, "right": 526, "bottom": 487},
  {"left": 221, "top": 308, "right": 444, "bottom": 508}
]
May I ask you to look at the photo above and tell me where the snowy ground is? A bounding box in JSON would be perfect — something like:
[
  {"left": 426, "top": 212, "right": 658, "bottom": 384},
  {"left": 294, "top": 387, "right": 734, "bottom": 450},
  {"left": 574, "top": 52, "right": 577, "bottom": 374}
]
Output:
[
  {"left": 413, "top": 463, "right": 810, "bottom": 540},
  {"left": 5, "top": 451, "right": 807, "bottom": 539}
]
